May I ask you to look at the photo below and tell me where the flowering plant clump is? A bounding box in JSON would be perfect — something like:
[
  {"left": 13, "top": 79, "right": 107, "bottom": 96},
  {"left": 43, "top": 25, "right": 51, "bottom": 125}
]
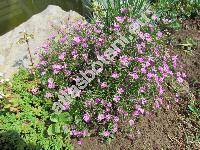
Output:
[{"left": 35, "top": 12, "right": 185, "bottom": 139}]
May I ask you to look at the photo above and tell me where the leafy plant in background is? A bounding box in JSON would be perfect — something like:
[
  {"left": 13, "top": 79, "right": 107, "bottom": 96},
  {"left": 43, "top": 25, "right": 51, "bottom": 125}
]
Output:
[
  {"left": 0, "top": 68, "right": 73, "bottom": 150},
  {"left": 151, "top": 0, "right": 200, "bottom": 29},
  {"left": 85, "top": 0, "right": 150, "bottom": 30}
]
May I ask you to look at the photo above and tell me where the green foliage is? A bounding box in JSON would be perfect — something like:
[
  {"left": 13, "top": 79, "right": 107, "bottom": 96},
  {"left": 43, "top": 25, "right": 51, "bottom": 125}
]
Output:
[
  {"left": 86, "top": 0, "right": 149, "bottom": 28},
  {"left": 151, "top": 0, "right": 200, "bottom": 29},
  {"left": 0, "top": 68, "right": 73, "bottom": 150}
]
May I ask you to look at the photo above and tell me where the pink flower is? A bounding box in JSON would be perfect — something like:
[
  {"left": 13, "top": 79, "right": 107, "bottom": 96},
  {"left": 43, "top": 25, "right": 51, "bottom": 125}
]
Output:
[
  {"left": 72, "top": 50, "right": 78, "bottom": 58},
  {"left": 139, "top": 86, "right": 146, "bottom": 93},
  {"left": 62, "top": 101, "right": 70, "bottom": 110},
  {"left": 105, "top": 114, "right": 111, "bottom": 121},
  {"left": 113, "top": 95, "right": 121, "bottom": 103},
  {"left": 52, "top": 64, "right": 62, "bottom": 70},
  {"left": 117, "top": 88, "right": 124, "bottom": 94},
  {"left": 97, "top": 114, "right": 105, "bottom": 122},
  {"left": 59, "top": 52, "right": 66, "bottom": 61},
  {"left": 114, "top": 116, "right": 119, "bottom": 122},
  {"left": 73, "top": 36, "right": 81, "bottom": 43},
  {"left": 154, "top": 100, "right": 160, "bottom": 109},
  {"left": 157, "top": 31, "right": 163, "bottom": 39},
  {"left": 120, "top": 55, "right": 131, "bottom": 66},
  {"left": 45, "top": 92, "right": 53, "bottom": 98},
  {"left": 52, "top": 64, "right": 63, "bottom": 74},
  {"left": 129, "top": 72, "right": 139, "bottom": 79},
  {"left": 177, "top": 77, "right": 183, "bottom": 83},
  {"left": 48, "top": 32, "right": 56, "bottom": 39},
  {"left": 31, "top": 87, "right": 38, "bottom": 95},
  {"left": 137, "top": 57, "right": 144, "bottom": 63},
  {"left": 152, "top": 15, "right": 158, "bottom": 20},
  {"left": 77, "top": 140, "right": 83, "bottom": 145},
  {"left": 82, "top": 43, "right": 88, "bottom": 48},
  {"left": 121, "top": 8, "right": 128, "bottom": 13},
  {"left": 95, "top": 98, "right": 101, "bottom": 103},
  {"left": 129, "top": 119, "right": 134, "bottom": 126},
  {"left": 139, "top": 98, "right": 146, "bottom": 105},
  {"left": 113, "top": 49, "right": 121, "bottom": 55},
  {"left": 107, "top": 102, "right": 112, "bottom": 107},
  {"left": 158, "top": 86, "right": 164, "bottom": 95},
  {"left": 83, "top": 113, "right": 91, "bottom": 123},
  {"left": 114, "top": 23, "right": 120, "bottom": 30},
  {"left": 59, "top": 36, "right": 67, "bottom": 43},
  {"left": 144, "top": 33, "right": 152, "bottom": 42},
  {"left": 82, "top": 53, "right": 88, "bottom": 61},
  {"left": 48, "top": 78, "right": 55, "bottom": 89},
  {"left": 182, "top": 72, "right": 186, "bottom": 78},
  {"left": 103, "top": 131, "right": 110, "bottom": 137},
  {"left": 147, "top": 72, "right": 153, "bottom": 79},
  {"left": 112, "top": 124, "right": 118, "bottom": 133},
  {"left": 82, "top": 130, "right": 89, "bottom": 137},
  {"left": 172, "top": 55, "right": 178, "bottom": 68},
  {"left": 101, "top": 82, "right": 108, "bottom": 88},
  {"left": 141, "top": 68, "right": 146, "bottom": 74},
  {"left": 115, "top": 16, "right": 125, "bottom": 23},
  {"left": 111, "top": 72, "right": 119, "bottom": 79}
]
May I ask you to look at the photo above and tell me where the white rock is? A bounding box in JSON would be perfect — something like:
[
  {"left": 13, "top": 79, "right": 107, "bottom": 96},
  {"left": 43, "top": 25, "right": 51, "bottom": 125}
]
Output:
[{"left": 0, "top": 5, "right": 85, "bottom": 78}]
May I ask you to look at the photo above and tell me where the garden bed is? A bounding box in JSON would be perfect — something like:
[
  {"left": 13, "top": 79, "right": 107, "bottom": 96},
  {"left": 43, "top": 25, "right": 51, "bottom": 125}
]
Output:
[{"left": 73, "top": 18, "right": 200, "bottom": 150}]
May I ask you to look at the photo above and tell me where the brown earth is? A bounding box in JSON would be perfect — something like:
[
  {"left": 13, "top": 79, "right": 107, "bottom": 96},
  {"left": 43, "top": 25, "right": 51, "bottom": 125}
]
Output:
[{"left": 72, "top": 19, "right": 200, "bottom": 150}]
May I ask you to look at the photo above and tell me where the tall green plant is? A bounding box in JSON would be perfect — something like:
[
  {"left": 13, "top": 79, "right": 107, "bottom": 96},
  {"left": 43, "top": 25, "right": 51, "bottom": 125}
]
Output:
[{"left": 84, "top": 0, "right": 150, "bottom": 27}]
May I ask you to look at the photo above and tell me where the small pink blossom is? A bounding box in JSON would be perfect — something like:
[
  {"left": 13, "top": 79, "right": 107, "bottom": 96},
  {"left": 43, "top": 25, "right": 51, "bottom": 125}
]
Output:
[
  {"left": 105, "top": 114, "right": 111, "bottom": 121},
  {"left": 62, "top": 101, "right": 70, "bottom": 110},
  {"left": 157, "top": 31, "right": 163, "bottom": 39},
  {"left": 129, "top": 119, "right": 134, "bottom": 126},
  {"left": 101, "top": 82, "right": 108, "bottom": 88},
  {"left": 59, "top": 52, "right": 66, "bottom": 61},
  {"left": 73, "top": 36, "right": 81, "bottom": 43},
  {"left": 45, "top": 92, "right": 53, "bottom": 98},
  {"left": 117, "top": 88, "right": 124, "bottom": 94},
  {"left": 72, "top": 50, "right": 78, "bottom": 58},
  {"left": 152, "top": 15, "right": 158, "bottom": 20},
  {"left": 97, "top": 114, "right": 105, "bottom": 122},
  {"left": 59, "top": 36, "right": 67, "bottom": 43},
  {"left": 177, "top": 77, "right": 184, "bottom": 83},
  {"left": 141, "top": 67, "right": 146, "bottom": 74},
  {"left": 141, "top": 98, "right": 147, "bottom": 105},
  {"left": 144, "top": 33, "right": 152, "bottom": 42},
  {"left": 31, "top": 87, "right": 38, "bottom": 95},
  {"left": 77, "top": 140, "right": 83, "bottom": 145},
  {"left": 129, "top": 72, "right": 139, "bottom": 79},
  {"left": 120, "top": 8, "right": 128, "bottom": 13},
  {"left": 120, "top": 55, "right": 131, "bottom": 66},
  {"left": 48, "top": 32, "right": 56, "bottom": 39},
  {"left": 113, "top": 95, "right": 121, "bottom": 103},
  {"left": 139, "top": 86, "right": 146, "bottom": 93},
  {"left": 113, "top": 116, "right": 119, "bottom": 122},
  {"left": 112, "top": 124, "right": 118, "bottom": 133},
  {"left": 154, "top": 100, "right": 160, "bottom": 109},
  {"left": 115, "top": 16, "right": 125, "bottom": 23},
  {"left": 103, "top": 131, "right": 110, "bottom": 137},
  {"left": 48, "top": 78, "right": 55, "bottom": 89},
  {"left": 83, "top": 113, "right": 91, "bottom": 123},
  {"left": 111, "top": 72, "right": 119, "bottom": 79}
]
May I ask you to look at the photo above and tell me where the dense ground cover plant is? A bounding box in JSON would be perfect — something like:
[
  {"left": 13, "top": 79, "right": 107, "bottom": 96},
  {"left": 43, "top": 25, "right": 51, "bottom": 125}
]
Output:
[
  {"left": 0, "top": 69, "right": 73, "bottom": 150},
  {"left": 35, "top": 9, "right": 186, "bottom": 141}
]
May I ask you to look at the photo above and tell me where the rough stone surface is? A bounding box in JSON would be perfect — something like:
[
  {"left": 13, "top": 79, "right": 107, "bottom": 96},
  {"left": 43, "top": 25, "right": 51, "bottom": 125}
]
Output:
[{"left": 0, "top": 5, "right": 84, "bottom": 78}]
